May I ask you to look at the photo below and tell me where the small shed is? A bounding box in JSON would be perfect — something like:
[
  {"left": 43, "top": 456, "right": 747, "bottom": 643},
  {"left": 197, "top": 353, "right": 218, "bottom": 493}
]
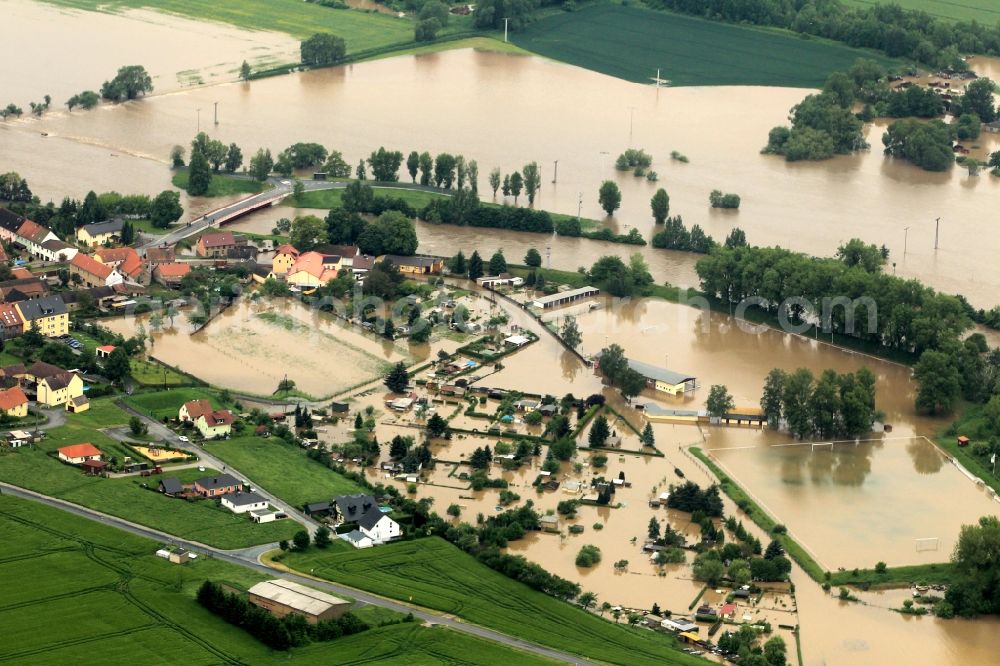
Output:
[
  {"left": 957, "top": 435, "right": 970, "bottom": 447},
  {"left": 81, "top": 459, "right": 107, "bottom": 475}
]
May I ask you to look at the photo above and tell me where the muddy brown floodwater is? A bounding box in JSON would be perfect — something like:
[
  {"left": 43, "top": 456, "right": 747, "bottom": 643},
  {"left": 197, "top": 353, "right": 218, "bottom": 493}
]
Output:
[{"left": 5, "top": 42, "right": 1000, "bottom": 306}]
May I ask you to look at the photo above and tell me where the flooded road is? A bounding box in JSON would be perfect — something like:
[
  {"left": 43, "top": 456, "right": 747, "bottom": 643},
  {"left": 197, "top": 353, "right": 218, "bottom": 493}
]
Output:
[
  {"left": 1, "top": 0, "right": 297, "bottom": 102},
  {"left": 5, "top": 45, "right": 1000, "bottom": 306}
]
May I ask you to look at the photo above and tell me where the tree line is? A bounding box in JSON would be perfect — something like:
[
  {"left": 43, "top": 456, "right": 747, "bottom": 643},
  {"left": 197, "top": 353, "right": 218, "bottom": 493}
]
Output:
[
  {"left": 196, "top": 580, "right": 370, "bottom": 651},
  {"left": 760, "top": 367, "right": 879, "bottom": 440}
]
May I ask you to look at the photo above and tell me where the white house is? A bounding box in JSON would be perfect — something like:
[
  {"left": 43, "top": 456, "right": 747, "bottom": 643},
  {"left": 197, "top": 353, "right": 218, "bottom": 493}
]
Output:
[
  {"left": 220, "top": 491, "right": 269, "bottom": 514},
  {"left": 357, "top": 507, "right": 400, "bottom": 544},
  {"left": 340, "top": 529, "right": 374, "bottom": 549}
]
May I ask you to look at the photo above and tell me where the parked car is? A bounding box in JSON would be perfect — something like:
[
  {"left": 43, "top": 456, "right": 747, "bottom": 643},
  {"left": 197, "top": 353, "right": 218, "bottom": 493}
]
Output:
[{"left": 177, "top": 435, "right": 189, "bottom": 443}]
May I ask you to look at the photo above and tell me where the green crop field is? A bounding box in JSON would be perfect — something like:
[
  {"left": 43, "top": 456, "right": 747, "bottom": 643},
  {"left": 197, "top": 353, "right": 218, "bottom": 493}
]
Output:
[
  {"left": 843, "top": 0, "right": 1000, "bottom": 23},
  {"left": 206, "top": 436, "right": 366, "bottom": 507},
  {"left": 41, "top": 0, "right": 473, "bottom": 54},
  {"left": 513, "top": 4, "right": 896, "bottom": 87},
  {"left": 0, "top": 495, "right": 554, "bottom": 665},
  {"left": 278, "top": 537, "right": 705, "bottom": 666}
]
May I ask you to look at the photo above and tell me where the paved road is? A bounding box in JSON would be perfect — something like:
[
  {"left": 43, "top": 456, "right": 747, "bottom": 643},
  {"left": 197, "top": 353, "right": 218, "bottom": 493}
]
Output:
[
  {"left": 114, "top": 400, "right": 321, "bottom": 535},
  {"left": 0, "top": 482, "right": 595, "bottom": 666}
]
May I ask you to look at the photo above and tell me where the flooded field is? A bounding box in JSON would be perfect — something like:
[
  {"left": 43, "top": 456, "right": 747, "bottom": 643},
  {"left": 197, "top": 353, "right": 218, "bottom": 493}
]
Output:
[
  {"left": 5, "top": 44, "right": 1000, "bottom": 306},
  {"left": 103, "top": 297, "right": 418, "bottom": 398},
  {"left": 1, "top": 0, "right": 297, "bottom": 102}
]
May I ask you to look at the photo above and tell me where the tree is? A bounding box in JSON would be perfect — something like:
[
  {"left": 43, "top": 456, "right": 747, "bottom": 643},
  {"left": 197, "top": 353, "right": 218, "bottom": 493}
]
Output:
[
  {"left": 357, "top": 211, "right": 418, "bottom": 256},
  {"left": 650, "top": 188, "right": 669, "bottom": 224},
  {"left": 693, "top": 553, "right": 725, "bottom": 585},
  {"left": 406, "top": 151, "right": 420, "bottom": 183},
  {"left": 725, "top": 227, "right": 748, "bottom": 248},
  {"left": 170, "top": 145, "right": 185, "bottom": 168},
  {"left": 578, "top": 591, "right": 597, "bottom": 610},
  {"left": 415, "top": 18, "right": 441, "bottom": 42},
  {"left": 467, "top": 251, "right": 484, "bottom": 280},
  {"left": 648, "top": 516, "right": 661, "bottom": 540},
  {"left": 560, "top": 316, "right": 582, "bottom": 349},
  {"left": 314, "top": 526, "right": 332, "bottom": 548},
  {"left": 448, "top": 250, "right": 467, "bottom": 274},
  {"left": 914, "top": 350, "right": 961, "bottom": 414},
  {"left": 103, "top": 347, "right": 131, "bottom": 385},
  {"left": 100, "top": 65, "right": 153, "bottom": 101},
  {"left": 763, "top": 636, "right": 787, "bottom": 666},
  {"left": 575, "top": 545, "right": 602, "bottom": 567},
  {"left": 955, "top": 78, "right": 997, "bottom": 123},
  {"left": 249, "top": 148, "right": 274, "bottom": 181},
  {"left": 619, "top": 369, "right": 646, "bottom": 401},
  {"left": 203, "top": 138, "right": 227, "bottom": 172},
  {"left": 240, "top": 60, "right": 252, "bottom": 81},
  {"left": 945, "top": 515, "right": 1000, "bottom": 616},
  {"left": 426, "top": 413, "right": 448, "bottom": 438},
  {"left": 640, "top": 423, "right": 655, "bottom": 447},
  {"left": 761, "top": 369, "right": 786, "bottom": 427},
  {"left": 523, "top": 248, "right": 542, "bottom": 268},
  {"left": 509, "top": 171, "right": 523, "bottom": 203},
  {"left": 598, "top": 181, "right": 621, "bottom": 216},
  {"left": 588, "top": 414, "right": 610, "bottom": 447},
  {"left": 150, "top": 191, "right": 183, "bottom": 229},
  {"left": 292, "top": 530, "right": 311, "bottom": 550},
  {"left": 300, "top": 33, "right": 347, "bottom": 67},
  {"left": 224, "top": 143, "right": 243, "bottom": 173},
  {"left": 467, "top": 160, "right": 479, "bottom": 193},
  {"left": 368, "top": 147, "right": 403, "bottom": 182},
  {"left": 706, "top": 385, "right": 735, "bottom": 419},
  {"left": 434, "top": 153, "right": 457, "bottom": 188},
  {"left": 522, "top": 162, "right": 540, "bottom": 205},
  {"left": 384, "top": 361, "right": 409, "bottom": 393},
  {"left": 418, "top": 152, "right": 433, "bottom": 186},
  {"left": 488, "top": 249, "right": 507, "bottom": 276},
  {"left": 289, "top": 215, "right": 326, "bottom": 251},
  {"left": 186, "top": 150, "right": 211, "bottom": 196},
  {"left": 488, "top": 168, "right": 501, "bottom": 196}
]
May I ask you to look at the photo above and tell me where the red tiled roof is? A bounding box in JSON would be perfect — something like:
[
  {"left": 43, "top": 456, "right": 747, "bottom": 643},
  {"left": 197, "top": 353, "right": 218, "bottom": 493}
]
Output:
[
  {"left": 0, "top": 386, "right": 27, "bottom": 410},
  {"left": 58, "top": 443, "right": 102, "bottom": 459},
  {"left": 71, "top": 253, "right": 114, "bottom": 280},
  {"left": 97, "top": 345, "right": 116, "bottom": 353},
  {"left": 9, "top": 267, "right": 32, "bottom": 280},
  {"left": 17, "top": 220, "right": 52, "bottom": 244},
  {"left": 119, "top": 252, "right": 144, "bottom": 278},
  {"left": 95, "top": 247, "right": 134, "bottom": 264},
  {"left": 0, "top": 303, "right": 22, "bottom": 329},
  {"left": 289, "top": 251, "right": 340, "bottom": 282},
  {"left": 199, "top": 232, "right": 236, "bottom": 248},
  {"left": 182, "top": 399, "right": 212, "bottom": 420},
  {"left": 275, "top": 244, "right": 299, "bottom": 256},
  {"left": 205, "top": 410, "right": 234, "bottom": 426},
  {"left": 145, "top": 247, "right": 175, "bottom": 263},
  {"left": 155, "top": 262, "right": 191, "bottom": 278}
]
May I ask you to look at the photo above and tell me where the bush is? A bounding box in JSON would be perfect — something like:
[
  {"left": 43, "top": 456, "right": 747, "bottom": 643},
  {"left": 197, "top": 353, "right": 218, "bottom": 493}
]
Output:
[
  {"left": 709, "top": 190, "right": 741, "bottom": 209},
  {"left": 576, "top": 544, "right": 602, "bottom": 567}
]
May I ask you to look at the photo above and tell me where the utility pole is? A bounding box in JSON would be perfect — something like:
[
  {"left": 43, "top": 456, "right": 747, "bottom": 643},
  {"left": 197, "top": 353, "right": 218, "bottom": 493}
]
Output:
[
  {"left": 214, "top": 101, "right": 219, "bottom": 125},
  {"left": 196, "top": 108, "right": 201, "bottom": 133},
  {"left": 627, "top": 106, "right": 637, "bottom": 146},
  {"left": 503, "top": 18, "right": 509, "bottom": 43},
  {"left": 934, "top": 217, "right": 940, "bottom": 250},
  {"left": 903, "top": 226, "right": 909, "bottom": 255},
  {"left": 577, "top": 192, "right": 582, "bottom": 221},
  {"left": 552, "top": 160, "right": 558, "bottom": 184},
  {"left": 546, "top": 245, "right": 551, "bottom": 270}
]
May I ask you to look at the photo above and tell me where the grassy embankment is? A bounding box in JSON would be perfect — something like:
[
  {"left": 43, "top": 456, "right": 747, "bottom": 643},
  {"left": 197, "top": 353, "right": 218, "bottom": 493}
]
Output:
[
  {"left": 205, "top": 436, "right": 366, "bottom": 508},
  {"left": 0, "top": 397, "right": 300, "bottom": 548},
  {"left": 689, "top": 446, "right": 957, "bottom": 587},
  {"left": 513, "top": 3, "right": 896, "bottom": 87},
  {"left": 171, "top": 171, "right": 264, "bottom": 197},
  {"left": 934, "top": 402, "right": 1000, "bottom": 495},
  {"left": 70, "top": 330, "right": 192, "bottom": 387},
  {"left": 842, "top": 0, "right": 1000, "bottom": 23},
  {"left": 0, "top": 494, "right": 556, "bottom": 665},
  {"left": 276, "top": 536, "right": 706, "bottom": 666}
]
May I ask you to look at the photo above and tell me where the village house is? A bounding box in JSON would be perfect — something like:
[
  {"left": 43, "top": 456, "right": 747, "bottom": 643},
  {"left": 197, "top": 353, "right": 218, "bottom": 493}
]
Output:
[
  {"left": 271, "top": 244, "right": 299, "bottom": 275},
  {"left": 15, "top": 296, "right": 69, "bottom": 338},
  {"left": 196, "top": 231, "right": 245, "bottom": 258},
  {"left": 284, "top": 251, "right": 342, "bottom": 287},
  {"left": 158, "top": 477, "right": 184, "bottom": 496},
  {"left": 333, "top": 494, "right": 378, "bottom": 523},
  {"left": 145, "top": 246, "right": 176, "bottom": 266},
  {"left": 0, "top": 386, "right": 28, "bottom": 418},
  {"left": 356, "top": 507, "right": 401, "bottom": 544},
  {"left": 593, "top": 353, "right": 697, "bottom": 396},
  {"left": 60, "top": 286, "right": 117, "bottom": 312},
  {"left": 96, "top": 345, "right": 116, "bottom": 359},
  {"left": 0, "top": 303, "right": 23, "bottom": 340},
  {"left": 36, "top": 370, "right": 85, "bottom": 408},
  {"left": 70, "top": 253, "right": 123, "bottom": 288},
  {"left": 350, "top": 254, "right": 375, "bottom": 277},
  {"left": 76, "top": 219, "right": 123, "bottom": 247},
  {"left": 377, "top": 255, "right": 444, "bottom": 275},
  {"left": 340, "top": 529, "right": 374, "bottom": 549},
  {"left": 152, "top": 262, "right": 190, "bottom": 287},
  {"left": 219, "top": 490, "right": 269, "bottom": 514},
  {"left": 194, "top": 473, "right": 241, "bottom": 498},
  {"left": 0, "top": 276, "right": 49, "bottom": 303},
  {"left": 57, "top": 442, "right": 102, "bottom": 465},
  {"left": 95, "top": 247, "right": 146, "bottom": 284},
  {"left": 66, "top": 394, "right": 90, "bottom": 413},
  {"left": 179, "top": 399, "right": 234, "bottom": 438},
  {"left": 477, "top": 274, "right": 525, "bottom": 289},
  {"left": 247, "top": 579, "right": 351, "bottom": 624},
  {"left": 39, "top": 239, "right": 79, "bottom": 263},
  {"left": 16, "top": 219, "right": 71, "bottom": 261}
]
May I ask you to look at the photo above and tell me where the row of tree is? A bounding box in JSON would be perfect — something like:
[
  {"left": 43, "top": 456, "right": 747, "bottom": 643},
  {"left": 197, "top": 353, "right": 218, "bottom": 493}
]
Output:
[{"left": 760, "top": 367, "right": 879, "bottom": 440}]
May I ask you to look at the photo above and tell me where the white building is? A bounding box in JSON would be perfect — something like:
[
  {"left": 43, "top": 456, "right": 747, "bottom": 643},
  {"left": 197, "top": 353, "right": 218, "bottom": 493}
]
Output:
[
  {"left": 357, "top": 507, "right": 401, "bottom": 544},
  {"left": 661, "top": 618, "right": 698, "bottom": 633},
  {"left": 220, "top": 491, "right": 269, "bottom": 514},
  {"left": 340, "top": 529, "right": 374, "bottom": 549}
]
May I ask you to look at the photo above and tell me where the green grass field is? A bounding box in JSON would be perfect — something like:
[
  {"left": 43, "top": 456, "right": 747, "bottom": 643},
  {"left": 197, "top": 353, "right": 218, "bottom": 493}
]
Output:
[
  {"left": 129, "top": 358, "right": 195, "bottom": 387},
  {"left": 171, "top": 171, "right": 265, "bottom": 197},
  {"left": 127, "top": 387, "right": 222, "bottom": 420},
  {"left": 206, "top": 436, "right": 366, "bottom": 508},
  {"left": 278, "top": 537, "right": 705, "bottom": 666},
  {"left": 0, "top": 495, "right": 556, "bottom": 665},
  {"left": 291, "top": 186, "right": 445, "bottom": 210},
  {"left": 513, "top": 4, "right": 896, "bottom": 87},
  {"left": 843, "top": 0, "right": 1000, "bottom": 23},
  {"left": 41, "top": 0, "right": 473, "bottom": 54}
]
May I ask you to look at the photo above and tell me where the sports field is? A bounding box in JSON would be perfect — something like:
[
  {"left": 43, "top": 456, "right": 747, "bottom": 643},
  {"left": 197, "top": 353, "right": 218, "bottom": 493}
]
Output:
[
  {"left": 843, "top": 0, "right": 1000, "bottom": 23},
  {"left": 280, "top": 537, "right": 705, "bottom": 666},
  {"left": 513, "top": 4, "right": 896, "bottom": 87},
  {"left": 0, "top": 495, "right": 555, "bottom": 665}
]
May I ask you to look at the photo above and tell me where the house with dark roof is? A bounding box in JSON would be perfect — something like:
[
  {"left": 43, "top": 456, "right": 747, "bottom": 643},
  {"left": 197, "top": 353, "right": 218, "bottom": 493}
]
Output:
[
  {"left": 158, "top": 477, "right": 184, "bottom": 496},
  {"left": 194, "top": 474, "right": 241, "bottom": 497},
  {"left": 15, "top": 295, "right": 69, "bottom": 338},
  {"left": 220, "top": 491, "right": 269, "bottom": 514},
  {"left": 145, "top": 246, "right": 176, "bottom": 265},
  {"left": 77, "top": 219, "right": 124, "bottom": 247},
  {"left": 333, "top": 494, "right": 378, "bottom": 523},
  {"left": 61, "top": 286, "right": 116, "bottom": 312},
  {"left": 357, "top": 506, "right": 400, "bottom": 543},
  {"left": 0, "top": 277, "right": 48, "bottom": 303}
]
